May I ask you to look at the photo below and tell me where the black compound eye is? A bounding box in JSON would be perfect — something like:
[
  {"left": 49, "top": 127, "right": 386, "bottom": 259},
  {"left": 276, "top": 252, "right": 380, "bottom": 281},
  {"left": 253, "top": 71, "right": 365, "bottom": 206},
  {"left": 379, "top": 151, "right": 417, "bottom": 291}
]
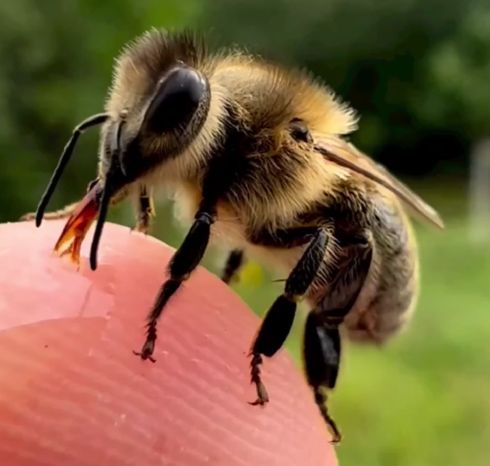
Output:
[
  {"left": 144, "top": 67, "right": 207, "bottom": 133},
  {"left": 289, "top": 118, "right": 313, "bottom": 143}
]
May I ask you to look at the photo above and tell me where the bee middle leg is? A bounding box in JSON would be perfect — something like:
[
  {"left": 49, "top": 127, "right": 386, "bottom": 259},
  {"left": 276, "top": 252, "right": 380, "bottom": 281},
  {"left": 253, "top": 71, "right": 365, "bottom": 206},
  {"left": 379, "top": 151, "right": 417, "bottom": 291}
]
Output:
[
  {"left": 20, "top": 178, "right": 100, "bottom": 221},
  {"left": 221, "top": 249, "right": 245, "bottom": 284},
  {"left": 249, "top": 228, "right": 329, "bottom": 405},
  {"left": 134, "top": 185, "right": 155, "bottom": 234},
  {"left": 303, "top": 234, "right": 373, "bottom": 443}
]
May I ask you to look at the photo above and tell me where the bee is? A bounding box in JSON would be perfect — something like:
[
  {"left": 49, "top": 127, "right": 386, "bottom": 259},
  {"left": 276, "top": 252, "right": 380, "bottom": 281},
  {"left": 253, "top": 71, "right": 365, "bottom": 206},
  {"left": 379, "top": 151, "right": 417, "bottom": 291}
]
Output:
[{"left": 26, "top": 29, "right": 444, "bottom": 443}]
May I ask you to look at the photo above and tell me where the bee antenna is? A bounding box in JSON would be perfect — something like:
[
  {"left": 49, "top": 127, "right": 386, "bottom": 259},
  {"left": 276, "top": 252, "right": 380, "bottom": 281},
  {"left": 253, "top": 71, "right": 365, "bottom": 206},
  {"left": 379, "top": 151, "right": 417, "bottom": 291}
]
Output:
[
  {"left": 89, "top": 119, "right": 125, "bottom": 270},
  {"left": 89, "top": 177, "right": 111, "bottom": 271},
  {"left": 35, "top": 113, "right": 109, "bottom": 227},
  {"left": 271, "top": 278, "right": 287, "bottom": 283}
]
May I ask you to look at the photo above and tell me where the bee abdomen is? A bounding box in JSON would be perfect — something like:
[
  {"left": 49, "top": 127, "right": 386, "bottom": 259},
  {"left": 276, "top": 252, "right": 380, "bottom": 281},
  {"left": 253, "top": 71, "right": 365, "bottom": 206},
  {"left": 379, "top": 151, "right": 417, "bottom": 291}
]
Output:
[{"left": 343, "top": 202, "right": 419, "bottom": 343}]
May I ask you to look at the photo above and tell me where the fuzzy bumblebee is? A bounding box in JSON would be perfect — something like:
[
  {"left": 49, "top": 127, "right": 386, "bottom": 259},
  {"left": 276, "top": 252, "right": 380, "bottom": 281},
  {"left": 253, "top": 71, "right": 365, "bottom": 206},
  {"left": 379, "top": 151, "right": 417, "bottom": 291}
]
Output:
[{"left": 27, "top": 29, "right": 443, "bottom": 443}]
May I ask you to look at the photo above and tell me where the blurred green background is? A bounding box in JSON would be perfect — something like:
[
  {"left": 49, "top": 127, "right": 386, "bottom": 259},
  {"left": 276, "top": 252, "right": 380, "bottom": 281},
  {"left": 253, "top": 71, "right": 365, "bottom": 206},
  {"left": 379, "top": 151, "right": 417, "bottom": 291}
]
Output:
[{"left": 1, "top": 1, "right": 489, "bottom": 465}]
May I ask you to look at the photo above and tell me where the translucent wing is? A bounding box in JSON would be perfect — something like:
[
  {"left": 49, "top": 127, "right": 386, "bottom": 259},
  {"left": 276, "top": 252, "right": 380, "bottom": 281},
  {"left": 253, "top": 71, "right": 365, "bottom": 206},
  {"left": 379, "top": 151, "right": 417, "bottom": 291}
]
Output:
[{"left": 314, "top": 135, "right": 444, "bottom": 229}]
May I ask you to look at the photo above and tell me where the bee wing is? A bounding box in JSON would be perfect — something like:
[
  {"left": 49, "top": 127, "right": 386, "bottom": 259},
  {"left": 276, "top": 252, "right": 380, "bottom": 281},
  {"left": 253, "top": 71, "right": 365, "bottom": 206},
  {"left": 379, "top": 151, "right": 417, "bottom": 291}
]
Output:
[{"left": 314, "top": 136, "right": 444, "bottom": 229}]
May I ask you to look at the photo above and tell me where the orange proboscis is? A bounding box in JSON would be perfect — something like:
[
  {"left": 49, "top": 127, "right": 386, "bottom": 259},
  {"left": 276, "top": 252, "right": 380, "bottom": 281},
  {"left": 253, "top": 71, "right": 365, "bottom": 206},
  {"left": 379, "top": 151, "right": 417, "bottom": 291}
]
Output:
[{"left": 54, "top": 188, "right": 99, "bottom": 264}]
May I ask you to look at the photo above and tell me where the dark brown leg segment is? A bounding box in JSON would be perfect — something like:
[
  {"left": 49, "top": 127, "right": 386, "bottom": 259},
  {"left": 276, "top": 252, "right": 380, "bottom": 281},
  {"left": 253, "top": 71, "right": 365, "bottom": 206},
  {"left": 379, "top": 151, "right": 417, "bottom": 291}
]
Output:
[
  {"left": 221, "top": 249, "right": 244, "bottom": 284},
  {"left": 134, "top": 209, "right": 215, "bottom": 361},
  {"left": 303, "top": 235, "right": 373, "bottom": 443},
  {"left": 249, "top": 228, "right": 328, "bottom": 405}
]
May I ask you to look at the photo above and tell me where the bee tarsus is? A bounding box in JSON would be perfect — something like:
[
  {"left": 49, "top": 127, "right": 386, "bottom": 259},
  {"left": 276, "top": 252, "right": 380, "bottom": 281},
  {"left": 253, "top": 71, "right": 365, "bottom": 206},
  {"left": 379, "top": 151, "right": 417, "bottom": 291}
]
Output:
[
  {"left": 313, "top": 387, "right": 342, "bottom": 444},
  {"left": 137, "top": 207, "right": 216, "bottom": 359},
  {"left": 221, "top": 249, "right": 245, "bottom": 284},
  {"left": 132, "top": 350, "right": 156, "bottom": 364}
]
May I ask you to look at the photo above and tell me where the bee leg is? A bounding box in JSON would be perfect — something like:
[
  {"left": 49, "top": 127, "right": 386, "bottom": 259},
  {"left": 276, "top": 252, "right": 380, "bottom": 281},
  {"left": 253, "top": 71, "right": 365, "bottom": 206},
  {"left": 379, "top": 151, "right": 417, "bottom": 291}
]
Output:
[
  {"left": 20, "top": 202, "right": 79, "bottom": 221},
  {"left": 304, "top": 234, "right": 373, "bottom": 443},
  {"left": 134, "top": 207, "right": 216, "bottom": 361},
  {"left": 304, "top": 311, "right": 342, "bottom": 443},
  {"left": 20, "top": 177, "right": 100, "bottom": 221},
  {"left": 221, "top": 249, "right": 245, "bottom": 284},
  {"left": 249, "top": 228, "right": 329, "bottom": 405},
  {"left": 134, "top": 185, "right": 155, "bottom": 234}
]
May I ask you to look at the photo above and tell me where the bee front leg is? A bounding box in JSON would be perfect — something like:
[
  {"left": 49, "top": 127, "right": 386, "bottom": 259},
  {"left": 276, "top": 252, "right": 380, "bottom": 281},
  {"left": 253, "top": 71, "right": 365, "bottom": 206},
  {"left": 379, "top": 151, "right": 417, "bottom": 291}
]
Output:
[
  {"left": 134, "top": 204, "right": 216, "bottom": 362},
  {"left": 20, "top": 178, "right": 100, "bottom": 222},
  {"left": 221, "top": 249, "right": 245, "bottom": 284},
  {"left": 249, "top": 228, "right": 329, "bottom": 405},
  {"left": 20, "top": 202, "right": 79, "bottom": 222},
  {"left": 134, "top": 185, "right": 155, "bottom": 234}
]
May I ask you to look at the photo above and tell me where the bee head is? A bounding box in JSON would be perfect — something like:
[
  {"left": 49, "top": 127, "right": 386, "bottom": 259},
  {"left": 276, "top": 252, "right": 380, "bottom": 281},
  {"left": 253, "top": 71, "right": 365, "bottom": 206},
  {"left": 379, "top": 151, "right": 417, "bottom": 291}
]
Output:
[{"left": 100, "top": 30, "right": 213, "bottom": 187}]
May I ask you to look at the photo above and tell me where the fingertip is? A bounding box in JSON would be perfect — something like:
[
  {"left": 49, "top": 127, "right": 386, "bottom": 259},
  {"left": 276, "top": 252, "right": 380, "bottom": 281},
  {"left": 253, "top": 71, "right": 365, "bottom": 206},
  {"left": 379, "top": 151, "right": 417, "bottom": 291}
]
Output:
[{"left": 0, "top": 221, "right": 337, "bottom": 466}]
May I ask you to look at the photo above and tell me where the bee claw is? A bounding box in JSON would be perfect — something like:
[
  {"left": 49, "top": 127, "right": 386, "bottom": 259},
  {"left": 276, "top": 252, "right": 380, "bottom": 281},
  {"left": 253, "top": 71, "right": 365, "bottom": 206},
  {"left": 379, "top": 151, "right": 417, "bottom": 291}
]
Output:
[
  {"left": 248, "top": 397, "right": 268, "bottom": 406},
  {"left": 249, "top": 353, "right": 270, "bottom": 406},
  {"left": 324, "top": 411, "right": 342, "bottom": 444},
  {"left": 328, "top": 425, "right": 342, "bottom": 444},
  {"left": 132, "top": 349, "right": 157, "bottom": 363},
  {"left": 133, "top": 331, "right": 157, "bottom": 363}
]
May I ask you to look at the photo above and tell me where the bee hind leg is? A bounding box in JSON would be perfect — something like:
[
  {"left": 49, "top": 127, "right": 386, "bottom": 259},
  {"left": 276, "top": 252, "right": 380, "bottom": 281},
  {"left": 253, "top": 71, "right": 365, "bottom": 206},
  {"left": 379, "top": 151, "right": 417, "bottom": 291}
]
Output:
[
  {"left": 304, "top": 233, "right": 373, "bottom": 443},
  {"left": 303, "top": 311, "right": 342, "bottom": 443},
  {"left": 221, "top": 249, "right": 244, "bottom": 284},
  {"left": 249, "top": 228, "right": 329, "bottom": 405}
]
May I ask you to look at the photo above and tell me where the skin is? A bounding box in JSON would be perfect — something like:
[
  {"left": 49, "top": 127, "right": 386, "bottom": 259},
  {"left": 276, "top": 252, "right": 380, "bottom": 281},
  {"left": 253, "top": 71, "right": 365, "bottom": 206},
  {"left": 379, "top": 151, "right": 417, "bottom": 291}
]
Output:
[{"left": 0, "top": 221, "right": 338, "bottom": 466}]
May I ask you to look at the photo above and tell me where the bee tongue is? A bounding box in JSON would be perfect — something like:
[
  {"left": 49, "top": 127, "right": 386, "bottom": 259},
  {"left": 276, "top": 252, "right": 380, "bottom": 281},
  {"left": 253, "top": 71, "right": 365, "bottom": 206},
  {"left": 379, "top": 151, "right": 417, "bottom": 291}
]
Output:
[
  {"left": 54, "top": 183, "right": 102, "bottom": 264},
  {"left": 53, "top": 169, "right": 128, "bottom": 269}
]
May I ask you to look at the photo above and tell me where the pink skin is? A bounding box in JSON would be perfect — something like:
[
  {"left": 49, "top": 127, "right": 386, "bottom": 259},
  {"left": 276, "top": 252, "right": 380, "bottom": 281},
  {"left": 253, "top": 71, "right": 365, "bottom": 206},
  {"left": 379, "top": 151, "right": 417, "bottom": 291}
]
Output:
[{"left": 0, "top": 220, "right": 337, "bottom": 466}]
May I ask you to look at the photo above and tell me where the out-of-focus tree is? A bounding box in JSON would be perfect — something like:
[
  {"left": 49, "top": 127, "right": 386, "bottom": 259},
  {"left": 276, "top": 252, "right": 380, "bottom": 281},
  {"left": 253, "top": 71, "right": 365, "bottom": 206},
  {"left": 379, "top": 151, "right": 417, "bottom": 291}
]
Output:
[{"left": 418, "top": 4, "right": 490, "bottom": 138}]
